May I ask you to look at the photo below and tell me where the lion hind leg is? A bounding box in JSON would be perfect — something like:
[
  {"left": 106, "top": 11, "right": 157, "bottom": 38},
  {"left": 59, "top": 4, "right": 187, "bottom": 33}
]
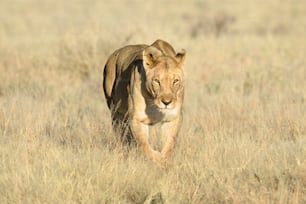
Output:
[{"left": 111, "top": 111, "right": 135, "bottom": 146}]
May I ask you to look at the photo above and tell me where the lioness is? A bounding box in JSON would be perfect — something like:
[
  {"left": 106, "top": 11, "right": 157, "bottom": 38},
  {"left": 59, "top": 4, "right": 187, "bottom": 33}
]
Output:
[{"left": 103, "top": 39, "right": 186, "bottom": 164}]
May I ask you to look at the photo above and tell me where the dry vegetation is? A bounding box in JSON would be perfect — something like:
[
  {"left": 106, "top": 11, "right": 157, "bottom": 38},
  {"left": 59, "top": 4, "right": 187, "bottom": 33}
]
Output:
[{"left": 0, "top": 0, "right": 306, "bottom": 203}]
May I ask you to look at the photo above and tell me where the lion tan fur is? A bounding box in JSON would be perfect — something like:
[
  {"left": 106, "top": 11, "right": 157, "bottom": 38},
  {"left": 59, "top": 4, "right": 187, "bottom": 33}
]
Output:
[{"left": 103, "top": 39, "right": 186, "bottom": 165}]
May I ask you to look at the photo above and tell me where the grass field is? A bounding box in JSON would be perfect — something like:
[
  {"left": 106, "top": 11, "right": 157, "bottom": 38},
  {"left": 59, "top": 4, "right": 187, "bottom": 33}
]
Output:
[{"left": 0, "top": 0, "right": 305, "bottom": 203}]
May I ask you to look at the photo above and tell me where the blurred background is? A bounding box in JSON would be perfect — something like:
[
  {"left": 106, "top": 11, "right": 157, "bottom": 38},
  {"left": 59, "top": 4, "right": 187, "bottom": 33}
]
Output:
[{"left": 0, "top": 1, "right": 305, "bottom": 203}]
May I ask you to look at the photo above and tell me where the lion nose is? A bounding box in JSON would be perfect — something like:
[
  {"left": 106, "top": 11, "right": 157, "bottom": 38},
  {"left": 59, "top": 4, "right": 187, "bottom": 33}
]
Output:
[{"left": 161, "top": 98, "right": 172, "bottom": 106}]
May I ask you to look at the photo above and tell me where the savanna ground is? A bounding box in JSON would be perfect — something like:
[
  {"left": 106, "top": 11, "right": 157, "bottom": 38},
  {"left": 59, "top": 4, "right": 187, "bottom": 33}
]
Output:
[{"left": 0, "top": 0, "right": 306, "bottom": 203}]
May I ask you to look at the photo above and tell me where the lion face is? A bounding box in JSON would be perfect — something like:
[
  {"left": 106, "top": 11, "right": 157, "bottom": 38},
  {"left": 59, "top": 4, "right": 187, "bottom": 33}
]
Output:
[{"left": 143, "top": 47, "right": 186, "bottom": 110}]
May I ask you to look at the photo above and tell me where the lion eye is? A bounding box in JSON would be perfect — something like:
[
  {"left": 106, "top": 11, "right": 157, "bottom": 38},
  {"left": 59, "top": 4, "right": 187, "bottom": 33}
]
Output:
[
  {"left": 173, "top": 79, "right": 180, "bottom": 85},
  {"left": 153, "top": 79, "right": 160, "bottom": 85}
]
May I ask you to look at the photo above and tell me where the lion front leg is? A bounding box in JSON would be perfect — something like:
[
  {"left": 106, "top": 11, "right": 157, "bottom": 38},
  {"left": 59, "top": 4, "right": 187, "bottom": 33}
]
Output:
[
  {"left": 161, "top": 116, "right": 182, "bottom": 159},
  {"left": 130, "top": 119, "right": 165, "bottom": 164}
]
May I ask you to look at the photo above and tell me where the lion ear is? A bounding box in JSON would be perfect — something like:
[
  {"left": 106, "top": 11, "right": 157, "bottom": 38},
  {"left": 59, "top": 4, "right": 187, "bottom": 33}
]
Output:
[
  {"left": 175, "top": 49, "right": 186, "bottom": 67},
  {"left": 143, "top": 46, "right": 162, "bottom": 69}
]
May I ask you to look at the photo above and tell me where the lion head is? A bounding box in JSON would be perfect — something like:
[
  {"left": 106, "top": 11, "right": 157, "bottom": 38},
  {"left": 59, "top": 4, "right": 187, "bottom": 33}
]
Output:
[{"left": 142, "top": 46, "right": 186, "bottom": 110}]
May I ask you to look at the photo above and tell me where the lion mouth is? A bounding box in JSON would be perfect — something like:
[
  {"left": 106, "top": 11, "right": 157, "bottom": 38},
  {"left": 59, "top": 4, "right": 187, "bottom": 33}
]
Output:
[{"left": 157, "top": 104, "right": 174, "bottom": 110}]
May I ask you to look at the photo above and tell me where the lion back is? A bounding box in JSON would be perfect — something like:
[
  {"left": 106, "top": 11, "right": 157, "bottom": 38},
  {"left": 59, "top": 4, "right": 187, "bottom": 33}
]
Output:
[{"left": 103, "top": 44, "right": 147, "bottom": 110}]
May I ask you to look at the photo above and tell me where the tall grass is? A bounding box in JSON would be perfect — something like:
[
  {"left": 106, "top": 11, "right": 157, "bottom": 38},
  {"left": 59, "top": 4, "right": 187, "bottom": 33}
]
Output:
[{"left": 0, "top": 0, "right": 305, "bottom": 203}]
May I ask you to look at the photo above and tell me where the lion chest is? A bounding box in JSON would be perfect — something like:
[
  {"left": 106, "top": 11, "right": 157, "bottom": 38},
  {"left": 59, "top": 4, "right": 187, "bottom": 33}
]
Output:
[
  {"left": 135, "top": 107, "right": 179, "bottom": 125},
  {"left": 131, "top": 93, "right": 179, "bottom": 125}
]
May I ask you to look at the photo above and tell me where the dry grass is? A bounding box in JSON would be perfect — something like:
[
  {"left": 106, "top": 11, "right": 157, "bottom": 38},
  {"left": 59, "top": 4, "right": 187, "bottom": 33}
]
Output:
[{"left": 0, "top": 0, "right": 306, "bottom": 203}]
